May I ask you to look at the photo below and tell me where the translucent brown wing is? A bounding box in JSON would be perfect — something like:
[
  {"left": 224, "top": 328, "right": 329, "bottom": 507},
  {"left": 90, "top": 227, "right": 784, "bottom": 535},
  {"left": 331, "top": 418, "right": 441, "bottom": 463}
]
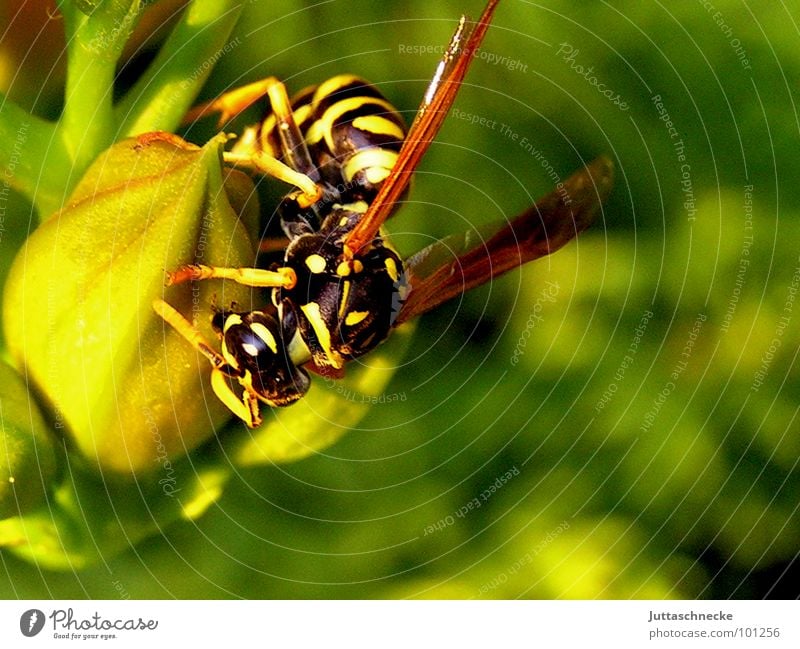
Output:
[
  {"left": 396, "top": 155, "right": 614, "bottom": 325},
  {"left": 344, "top": 0, "right": 500, "bottom": 256}
]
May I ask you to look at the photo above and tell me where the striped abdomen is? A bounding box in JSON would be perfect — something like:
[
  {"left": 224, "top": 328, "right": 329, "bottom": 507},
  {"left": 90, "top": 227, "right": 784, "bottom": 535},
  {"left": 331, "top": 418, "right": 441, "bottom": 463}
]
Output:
[{"left": 256, "top": 74, "right": 407, "bottom": 203}]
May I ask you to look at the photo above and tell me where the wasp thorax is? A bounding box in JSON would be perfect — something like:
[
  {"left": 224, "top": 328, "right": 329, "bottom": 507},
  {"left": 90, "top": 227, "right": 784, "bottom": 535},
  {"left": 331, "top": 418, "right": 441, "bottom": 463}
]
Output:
[{"left": 277, "top": 229, "right": 406, "bottom": 370}]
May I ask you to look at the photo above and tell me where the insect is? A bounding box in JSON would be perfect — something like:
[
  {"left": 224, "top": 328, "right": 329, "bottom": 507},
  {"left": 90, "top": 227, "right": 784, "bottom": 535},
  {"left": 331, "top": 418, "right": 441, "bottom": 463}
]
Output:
[{"left": 153, "top": 0, "right": 613, "bottom": 428}]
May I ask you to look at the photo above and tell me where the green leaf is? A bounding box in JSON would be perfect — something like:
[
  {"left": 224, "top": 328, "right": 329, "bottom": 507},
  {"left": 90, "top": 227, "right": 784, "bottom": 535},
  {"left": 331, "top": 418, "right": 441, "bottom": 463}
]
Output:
[
  {"left": 0, "top": 361, "right": 59, "bottom": 518},
  {"left": 0, "top": 458, "right": 231, "bottom": 570},
  {"left": 3, "top": 133, "right": 255, "bottom": 474},
  {"left": 58, "top": 0, "right": 147, "bottom": 179},
  {"left": 70, "top": 0, "right": 102, "bottom": 15},
  {"left": 0, "top": 95, "right": 69, "bottom": 217},
  {"left": 116, "top": 0, "right": 246, "bottom": 137}
]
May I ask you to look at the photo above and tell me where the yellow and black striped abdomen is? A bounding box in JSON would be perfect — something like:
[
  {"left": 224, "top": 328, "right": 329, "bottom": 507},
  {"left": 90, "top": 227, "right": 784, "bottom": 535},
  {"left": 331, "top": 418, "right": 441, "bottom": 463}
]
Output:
[{"left": 259, "top": 74, "right": 407, "bottom": 202}]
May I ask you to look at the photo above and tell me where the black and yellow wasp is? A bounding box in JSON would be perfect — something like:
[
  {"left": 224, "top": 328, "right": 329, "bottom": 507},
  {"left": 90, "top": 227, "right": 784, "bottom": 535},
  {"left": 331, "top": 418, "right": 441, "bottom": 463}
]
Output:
[{"left": 153, "top": 0, "right": 613, "bottom": 428}]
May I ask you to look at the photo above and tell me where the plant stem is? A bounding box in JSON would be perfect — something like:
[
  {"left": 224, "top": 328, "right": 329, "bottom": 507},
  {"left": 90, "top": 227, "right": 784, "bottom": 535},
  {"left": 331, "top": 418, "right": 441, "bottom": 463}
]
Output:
[
  {"left": 116, "top": 0, "right": 246, "bottom": 137},
  {"left": 57, "top": 0, "right": 145, "bottom": 186}
]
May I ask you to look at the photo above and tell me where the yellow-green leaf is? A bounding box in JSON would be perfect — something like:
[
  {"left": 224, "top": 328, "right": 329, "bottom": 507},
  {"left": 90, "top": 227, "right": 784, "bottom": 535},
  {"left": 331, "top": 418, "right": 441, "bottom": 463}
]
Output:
[
  {"left": 3, "top": 133, "right": 255, "bottom": 474},
  {"left": 0, "top": 361, "right": 59, "bottom": 518}
]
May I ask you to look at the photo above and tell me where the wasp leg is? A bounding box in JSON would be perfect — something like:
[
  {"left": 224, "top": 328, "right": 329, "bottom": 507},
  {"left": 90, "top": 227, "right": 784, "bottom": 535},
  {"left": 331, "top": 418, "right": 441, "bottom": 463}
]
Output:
[
  {"left": 242, "top": 387, "right": 263, "bottom": 428},
  {"left": 263, "top": 74, "right": 317, "bottom": 179},
  {"left": 182, "top": 76, "right": 283, "bottom": 126},
  {"left": 165, "top": 265, "right": 297, "bottom": 289},
  {"left": 152, "top": 299, "right": 229, "bottom": 369},
  {"left": 210, "top": 368, "right": 262, "bottom": 428},
  {"left": 184, "top": 76, "right": 322, "bottom": 207},
  {"left": 223, "top": 150, "right": 322, "bottom": 207},
  {"left": 153, "top": 299, "right": 262, "bottom": 427}
]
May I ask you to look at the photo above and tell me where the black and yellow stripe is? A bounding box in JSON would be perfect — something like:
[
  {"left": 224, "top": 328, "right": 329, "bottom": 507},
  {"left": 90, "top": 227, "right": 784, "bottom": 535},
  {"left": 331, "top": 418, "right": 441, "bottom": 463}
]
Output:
[{"left": 254, "top": 74, "right": 407, "bottom": 203}]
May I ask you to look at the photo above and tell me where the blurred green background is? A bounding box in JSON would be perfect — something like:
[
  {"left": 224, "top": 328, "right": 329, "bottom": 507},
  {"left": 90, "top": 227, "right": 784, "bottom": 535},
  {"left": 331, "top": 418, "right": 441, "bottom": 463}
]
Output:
[{"left": 1, "top": 0, "right": 798, "bottom": 598}]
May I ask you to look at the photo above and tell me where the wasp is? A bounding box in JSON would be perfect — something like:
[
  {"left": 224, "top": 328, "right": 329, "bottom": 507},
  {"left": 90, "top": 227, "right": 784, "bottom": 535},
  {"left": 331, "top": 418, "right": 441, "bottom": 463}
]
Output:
[{"left": 153, "top": 0, "right": 613, "bottom": 428}]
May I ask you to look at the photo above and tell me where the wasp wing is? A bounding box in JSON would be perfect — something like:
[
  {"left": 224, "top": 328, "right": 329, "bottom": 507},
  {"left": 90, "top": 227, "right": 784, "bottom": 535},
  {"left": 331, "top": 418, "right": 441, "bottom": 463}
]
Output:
[
  {"left": 344, "top": 0, "right": 500, "bottom": 255},
  {"left": 396, "top": 155, "right": 613, "bottom": 325}
]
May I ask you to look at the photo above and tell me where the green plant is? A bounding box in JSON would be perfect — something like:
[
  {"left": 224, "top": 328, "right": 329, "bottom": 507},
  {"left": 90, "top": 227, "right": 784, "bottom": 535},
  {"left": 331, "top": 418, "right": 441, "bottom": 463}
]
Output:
[{"left": 0, "top": 0, "right": 407, "bottom": 569}]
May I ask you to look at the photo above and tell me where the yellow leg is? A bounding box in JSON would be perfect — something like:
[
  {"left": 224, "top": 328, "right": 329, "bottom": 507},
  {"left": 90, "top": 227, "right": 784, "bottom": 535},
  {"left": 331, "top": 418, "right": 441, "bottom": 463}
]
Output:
[
  {"left": 265, "top": 76, "right": 317, "bottom": 178},
  {"left": 211, "top": 368, "right": 262, "bottom": 428},
  {"left": 154, "top": 299, "right": 261, "bottom": 427},
  {"left": 183, "top": 77, "right": 283, "bottom": 126},
  {"left": 152, "top": 299, "right": 226, "bottom": 369},
  {"left": 229, "top": 125, "right": 261, "bottom": 158},
  {"left": 223, "top": 150, "right": 322, "bottom": 207},
  {"left": 184, "top": 75, "right": 321, "bottom": 203},
  {"left": 166, "top": 264, "right": 297, "bottom": 289},
  {"left": 243, "top": 388, "right": 263, "bottom": 428}
]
